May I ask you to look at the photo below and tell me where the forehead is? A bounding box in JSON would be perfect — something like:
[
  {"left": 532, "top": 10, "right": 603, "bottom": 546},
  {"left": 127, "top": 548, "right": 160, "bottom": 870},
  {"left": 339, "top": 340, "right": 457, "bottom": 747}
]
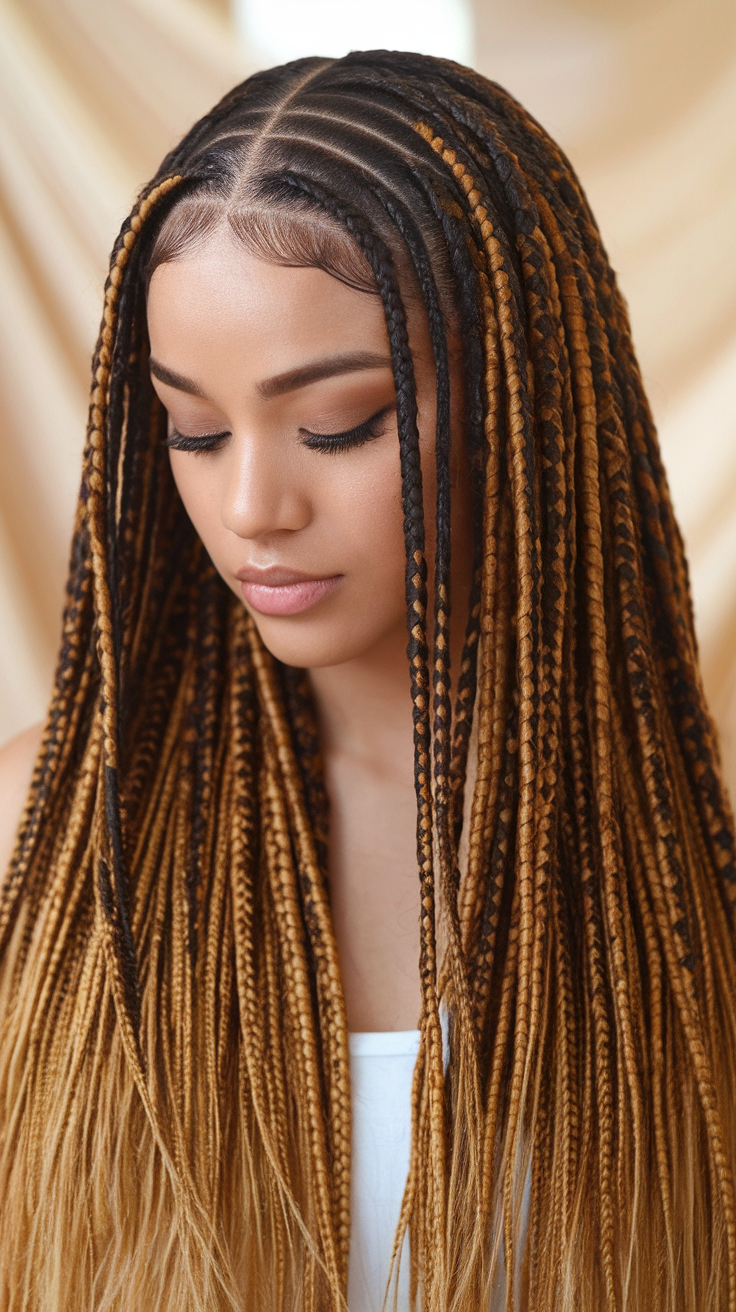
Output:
[{"left": 146, "top": 228, "right": 391, "bottom": 379}]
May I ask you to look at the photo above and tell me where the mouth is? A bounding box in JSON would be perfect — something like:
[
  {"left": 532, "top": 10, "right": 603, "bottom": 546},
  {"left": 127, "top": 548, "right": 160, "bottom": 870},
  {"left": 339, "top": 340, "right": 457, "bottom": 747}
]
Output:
[{"left": 235, "top": 566, "right": 343, "bottom": 617}]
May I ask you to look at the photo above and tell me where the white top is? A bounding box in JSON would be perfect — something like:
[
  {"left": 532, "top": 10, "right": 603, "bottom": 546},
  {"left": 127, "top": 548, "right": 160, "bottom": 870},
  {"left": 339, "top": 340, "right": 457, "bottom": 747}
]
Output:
[
  {"left": 346, "top": 1024, "right": 527, "bottom": 1312},
  {"left": 347, "top": 1028, "right": 420, "bottom": 1312}
]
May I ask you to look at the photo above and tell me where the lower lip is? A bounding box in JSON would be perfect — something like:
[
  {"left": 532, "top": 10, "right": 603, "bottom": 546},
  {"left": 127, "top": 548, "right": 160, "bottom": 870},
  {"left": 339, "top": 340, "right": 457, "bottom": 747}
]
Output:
[{"left": 239, "top": 575, "right": 342, "bottom": 616}]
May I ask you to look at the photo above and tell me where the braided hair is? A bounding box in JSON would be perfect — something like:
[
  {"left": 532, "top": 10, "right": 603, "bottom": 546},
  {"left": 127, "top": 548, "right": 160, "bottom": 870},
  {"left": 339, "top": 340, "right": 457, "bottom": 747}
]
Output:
[{"left": 1, "top": 50, "right": 735, "bottom": 1312}]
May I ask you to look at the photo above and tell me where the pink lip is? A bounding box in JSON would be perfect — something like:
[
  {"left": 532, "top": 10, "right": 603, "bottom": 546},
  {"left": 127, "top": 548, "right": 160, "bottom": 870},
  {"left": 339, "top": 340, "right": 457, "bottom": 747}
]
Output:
[{"left": 235, "top": 566, "right": 342, "bottom": 616}]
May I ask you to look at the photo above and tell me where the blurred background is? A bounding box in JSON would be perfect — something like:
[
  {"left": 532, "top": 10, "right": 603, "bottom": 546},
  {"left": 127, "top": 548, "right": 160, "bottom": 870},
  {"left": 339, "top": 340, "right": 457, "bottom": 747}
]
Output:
[{"left": 0, "top": 0, "right": 735, "bottom": 795}]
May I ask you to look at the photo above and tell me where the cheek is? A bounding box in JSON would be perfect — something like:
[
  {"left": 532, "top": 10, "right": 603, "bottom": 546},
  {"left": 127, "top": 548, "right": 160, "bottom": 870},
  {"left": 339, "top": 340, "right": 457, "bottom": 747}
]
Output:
[
  {"left": 169, "top": 453, "right": 221, "bottom": 546},
  {"left": 332, "top": 453, "right": 405, "bottom": 579}
]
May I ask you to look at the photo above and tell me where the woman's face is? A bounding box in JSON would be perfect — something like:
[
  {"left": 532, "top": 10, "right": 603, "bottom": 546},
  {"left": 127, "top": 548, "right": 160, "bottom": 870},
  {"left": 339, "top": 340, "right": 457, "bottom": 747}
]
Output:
[{"left": 147, "top": 225, "right": 469, "bottom": 671}]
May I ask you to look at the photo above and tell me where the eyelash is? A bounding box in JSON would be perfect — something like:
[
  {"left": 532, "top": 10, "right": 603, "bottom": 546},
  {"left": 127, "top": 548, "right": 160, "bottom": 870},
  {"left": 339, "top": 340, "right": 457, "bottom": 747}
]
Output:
[
  {"left": 164, "top": 405, "right": 394, "bottom": 456},
  {"left": 163, "top": 430, "right": 229, "bottom": 453}
]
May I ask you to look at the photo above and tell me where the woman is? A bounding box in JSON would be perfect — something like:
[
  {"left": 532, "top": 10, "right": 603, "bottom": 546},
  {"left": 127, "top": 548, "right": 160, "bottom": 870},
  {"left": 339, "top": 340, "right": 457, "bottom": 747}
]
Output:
[{"left": 0, "top": 49, "right": 734, "bottom": 1312}]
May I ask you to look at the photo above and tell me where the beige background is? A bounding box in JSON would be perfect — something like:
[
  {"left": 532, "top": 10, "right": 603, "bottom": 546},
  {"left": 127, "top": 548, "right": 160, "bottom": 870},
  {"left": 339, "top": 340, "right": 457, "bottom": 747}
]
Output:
[{"left": 1, "top": 0, "right": 735, "bottom": 797}]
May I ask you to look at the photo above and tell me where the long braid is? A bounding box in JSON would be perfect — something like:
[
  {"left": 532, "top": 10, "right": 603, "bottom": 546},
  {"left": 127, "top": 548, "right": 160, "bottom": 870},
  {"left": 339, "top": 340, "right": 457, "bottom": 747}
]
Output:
[
  {"left": 417, "top": 127, "right": 549, "bottom": 1296},
  {"left": 259, "top": 167, "right": 463, "bottom": 1301},
  {"left": 87, "top": 177, "right": 183, "bottom": 1047},
  {"left": 247, "top": 624, "right": 352, "bottom": 1295}
]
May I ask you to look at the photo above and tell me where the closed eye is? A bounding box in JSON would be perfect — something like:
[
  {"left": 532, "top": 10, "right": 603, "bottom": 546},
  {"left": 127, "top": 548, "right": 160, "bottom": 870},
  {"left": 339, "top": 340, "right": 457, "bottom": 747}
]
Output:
[
  {"left": 163, "top": 402, "right": 396, "bottom": 456},
  {"left": 164, "top": 428, "right": 230, "bottom": 454},
  {"left": 299, "top": 403, "right": 395, "bottom": 454}
]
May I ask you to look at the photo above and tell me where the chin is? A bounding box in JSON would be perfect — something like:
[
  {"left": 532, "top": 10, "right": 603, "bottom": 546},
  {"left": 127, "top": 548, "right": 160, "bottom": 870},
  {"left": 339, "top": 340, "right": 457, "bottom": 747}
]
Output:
[{"left": 246, "top": 606, "right": 398, "bottom": 670}]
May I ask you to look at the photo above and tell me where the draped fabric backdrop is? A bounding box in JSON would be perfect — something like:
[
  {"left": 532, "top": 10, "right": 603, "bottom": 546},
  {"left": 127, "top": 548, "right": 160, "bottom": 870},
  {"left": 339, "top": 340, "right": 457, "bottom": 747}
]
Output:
[{"left": 1, "top": 0, "right": 735, "bottom": 796}]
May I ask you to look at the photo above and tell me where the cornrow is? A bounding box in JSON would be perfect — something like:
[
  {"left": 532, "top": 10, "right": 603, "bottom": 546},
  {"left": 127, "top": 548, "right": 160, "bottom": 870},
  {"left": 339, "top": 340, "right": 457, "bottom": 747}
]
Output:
[{"left": 1, "top": 49, "right": 735, "bottom": 1312}]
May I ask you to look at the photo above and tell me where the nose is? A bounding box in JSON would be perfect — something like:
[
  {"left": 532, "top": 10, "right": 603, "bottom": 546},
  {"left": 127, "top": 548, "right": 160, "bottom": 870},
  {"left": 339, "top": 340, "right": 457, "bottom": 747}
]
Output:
[{"left": 220, "top": 429, "right": 311, "bottom": 541}]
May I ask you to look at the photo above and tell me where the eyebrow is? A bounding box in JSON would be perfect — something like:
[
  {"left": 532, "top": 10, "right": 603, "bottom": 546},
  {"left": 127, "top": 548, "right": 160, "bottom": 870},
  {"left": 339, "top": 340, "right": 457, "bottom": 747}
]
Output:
[{"left": 149, "top": 351, "right": 393, "bottom": 400}]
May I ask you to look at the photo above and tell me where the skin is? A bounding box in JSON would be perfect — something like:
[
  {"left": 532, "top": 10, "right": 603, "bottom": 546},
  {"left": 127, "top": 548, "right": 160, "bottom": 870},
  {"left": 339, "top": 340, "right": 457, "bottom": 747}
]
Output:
[
  {"left": 0, "top": 224, "right": 473, "bottom": 1033},
  {"left": 0, "top": 724, "right": 43, "bottom": 874}
]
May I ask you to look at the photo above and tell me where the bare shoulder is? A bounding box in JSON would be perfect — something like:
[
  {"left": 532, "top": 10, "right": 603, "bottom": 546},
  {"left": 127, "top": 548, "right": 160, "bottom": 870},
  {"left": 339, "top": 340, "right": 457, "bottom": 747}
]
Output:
[{"left": 0, "top": 723, "right": 44, "bottom": 876}]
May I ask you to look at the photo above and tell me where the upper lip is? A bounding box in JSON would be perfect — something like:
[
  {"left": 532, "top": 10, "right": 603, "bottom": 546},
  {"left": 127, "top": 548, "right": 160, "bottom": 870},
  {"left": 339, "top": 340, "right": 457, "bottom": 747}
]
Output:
[{"left": 235, "top": 565, "right": 338, "bottom": 587}]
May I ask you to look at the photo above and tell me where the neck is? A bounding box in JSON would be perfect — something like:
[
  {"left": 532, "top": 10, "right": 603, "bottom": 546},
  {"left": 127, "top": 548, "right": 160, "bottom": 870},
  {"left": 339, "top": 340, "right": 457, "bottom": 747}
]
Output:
[
  {"left": 308, "top": 598, "right": 470, "bottom": 773},
  {"left": 306, "top": 601, "right": 471, "bottom": 1033},
  {"left": 308, "top": 621, "right": 413, "bottom": 776}
]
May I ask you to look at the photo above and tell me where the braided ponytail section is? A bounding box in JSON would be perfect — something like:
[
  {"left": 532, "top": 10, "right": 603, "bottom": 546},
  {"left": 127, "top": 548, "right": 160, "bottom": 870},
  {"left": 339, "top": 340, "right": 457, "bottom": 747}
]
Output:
[{"left": 1, "top": 50, "right": 734, "bottom": 1312}]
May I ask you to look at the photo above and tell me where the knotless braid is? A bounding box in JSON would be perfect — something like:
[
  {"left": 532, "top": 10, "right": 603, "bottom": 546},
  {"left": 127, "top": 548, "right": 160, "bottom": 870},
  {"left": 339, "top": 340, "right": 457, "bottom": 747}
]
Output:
[
  {"left": 1, "top": 49, "right": 735, "bottom": 1312},
  {"left": 261, "top": 170, "right": 453, "bottom": 1293}
]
